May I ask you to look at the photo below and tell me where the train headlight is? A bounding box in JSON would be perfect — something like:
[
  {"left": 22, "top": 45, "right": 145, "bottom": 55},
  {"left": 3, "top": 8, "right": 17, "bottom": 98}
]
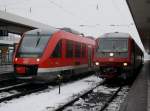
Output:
[
  {"left": 15, "top": 58, "right": 18, "bottom": 61},
  {"left": 109, "top": 53, "right": 114, "bottom": 57},
  {"left": 123, "top": 62, "right": 128, "bottom": 66},
  {"left": 36, "top": 58, "right": 40, "bottom": 62},
  {"left": 95, "top": 62, "right": 99, "bottom": 66}
]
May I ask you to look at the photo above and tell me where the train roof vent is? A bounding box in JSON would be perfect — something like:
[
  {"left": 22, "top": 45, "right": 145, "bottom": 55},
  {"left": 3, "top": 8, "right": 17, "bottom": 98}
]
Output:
[
  {"left": 86, "top": 36, "right": 95, "bottom": 40},
  {"left": 100, "top": 32, "right": 130, "bottom": 38},
  {"left": 59, "top": 27, "right": 81, "bottom": 35}
]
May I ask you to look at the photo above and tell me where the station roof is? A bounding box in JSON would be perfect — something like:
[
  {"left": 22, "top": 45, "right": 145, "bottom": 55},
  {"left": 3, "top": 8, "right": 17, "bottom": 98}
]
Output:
[
  {"left": 127, "top": 0, "right": 150, "bottom": 54},
  {"left": 0, "top": 10, "right": 55, "bottom": 34}
]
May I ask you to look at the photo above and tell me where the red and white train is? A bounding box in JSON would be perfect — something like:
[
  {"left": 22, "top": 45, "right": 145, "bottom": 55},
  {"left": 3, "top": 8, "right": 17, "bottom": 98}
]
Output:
[
  {"left": 13, "top": 28, "right": 96, "bottom": 82},
  {"left": 94, "top": 32, "right": 143, "bottom": 79}
]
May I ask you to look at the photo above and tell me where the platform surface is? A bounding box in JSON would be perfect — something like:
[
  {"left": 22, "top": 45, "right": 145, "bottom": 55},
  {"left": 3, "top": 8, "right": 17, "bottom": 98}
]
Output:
[
  {"left": 0, "top": 65, "right": 13, "bottom": 74},
  {"left": 119, "top": 61, "right": 150, "bottom": 111}
]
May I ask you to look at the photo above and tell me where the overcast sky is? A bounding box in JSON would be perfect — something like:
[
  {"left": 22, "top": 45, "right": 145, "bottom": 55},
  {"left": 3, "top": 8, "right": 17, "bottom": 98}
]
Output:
[{"left": 0, "top": 0, "right": 149, "bottom": 57}]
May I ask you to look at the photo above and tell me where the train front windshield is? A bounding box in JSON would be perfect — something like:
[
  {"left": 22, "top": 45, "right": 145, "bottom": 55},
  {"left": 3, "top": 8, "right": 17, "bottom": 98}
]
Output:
[
  {"left": 17, "top": 33, "right": 51, "bottom": 58},
  {"left": 97, "top": 38, "right": 128, "bottom": 52}
]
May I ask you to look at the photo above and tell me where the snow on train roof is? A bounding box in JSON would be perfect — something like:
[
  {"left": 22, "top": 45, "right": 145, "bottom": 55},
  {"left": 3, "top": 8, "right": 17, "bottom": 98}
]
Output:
[
  {"left": 59, "top": 27, "right": 81, "bottom": 35},
  {"left": 99, "top": 32, "right": 131, "bottom": 38},
  {"left": 25, "top": 27, "right": 81, "bottom": 35}
]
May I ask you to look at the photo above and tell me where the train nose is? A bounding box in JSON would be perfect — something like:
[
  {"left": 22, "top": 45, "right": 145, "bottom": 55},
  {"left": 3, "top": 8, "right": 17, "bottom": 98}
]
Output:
[
  {"left": 26, "top": 65, "right": 38, "bottom": 75},
  {"left": 15, "top": 65, "right": 38, "bottom": 76}
]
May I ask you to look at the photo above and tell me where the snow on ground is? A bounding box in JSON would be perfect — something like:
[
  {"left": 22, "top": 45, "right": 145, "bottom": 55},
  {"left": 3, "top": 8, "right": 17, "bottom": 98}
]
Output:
[
  {"left": 0, "top": 75, "right": 102, "bottom": 111},
  {"left": 63, "top": 84, "right": 120, "bottom": 111},
  {"left": 93, "top": 86, "right": 118, "bottom": 94}
]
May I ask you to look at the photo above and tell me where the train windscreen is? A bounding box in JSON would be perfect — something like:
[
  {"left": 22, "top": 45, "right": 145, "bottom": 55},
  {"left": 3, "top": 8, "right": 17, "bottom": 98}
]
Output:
[
  {"left": 17, "top": 34, "right": 51, "bottom": 58},
  {"left": 97, "top": 38, "right": 128, "bottom": 52}
]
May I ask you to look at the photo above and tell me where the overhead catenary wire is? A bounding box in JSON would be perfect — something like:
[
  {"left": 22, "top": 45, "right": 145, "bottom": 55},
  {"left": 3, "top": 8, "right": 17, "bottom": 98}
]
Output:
[
  {"left": 0, "top": 0, "right": 30, "bottom": 9},
  {"left": 95, "top": 0, "right": 133, "bottom": 28},
  {"left": 111, "top": 0, "right": 131, "bottom": 24},
  {"left": 0, "top": 0, "right": 134, "bottom": 29},
  {"left": 46, "top": 0, "right": 91, "bottom": 24},
  {"left": 96, "top": 0, "right": 100, "bottom": 11},
  {"left": 0, "top": 0, "right": 33, "bottom": 13},
  {"left": 79, "top": 23, "right": 134, "bottom": 28}
]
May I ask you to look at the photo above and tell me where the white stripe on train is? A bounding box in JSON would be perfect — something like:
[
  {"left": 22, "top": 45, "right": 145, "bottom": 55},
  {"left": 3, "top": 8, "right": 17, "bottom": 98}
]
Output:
[{"left": 38, "top": 64, "right": 88, "bottom": 73}]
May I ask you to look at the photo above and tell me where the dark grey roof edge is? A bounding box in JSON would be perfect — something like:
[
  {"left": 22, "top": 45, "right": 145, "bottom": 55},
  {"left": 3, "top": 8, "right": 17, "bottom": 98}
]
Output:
[{"left": 99, "top": 32, "right": 131, "bottom": 38}]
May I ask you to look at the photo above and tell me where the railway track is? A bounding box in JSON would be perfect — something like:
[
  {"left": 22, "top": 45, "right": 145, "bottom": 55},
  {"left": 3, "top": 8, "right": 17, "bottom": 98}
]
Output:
[
  {"left": 99, "top": 86, "right": 122, "bottom": 111},
  {"left": 0, "top": 72, "right": 15, "bottom": 83},
  {"left": 0, "top": 75, "right": 127, "bottom": 111},
  {"left": 55, "top": 80, "right": 122, "bottom": 111},
  {"left": 0, "top": 82, "right": 29, "bottom": 92},
  {"left": 0, "top": 83, "right": 48, "bottom": 103},
  {"left": 0, "top": 73, "right": 96, "bottom": 104},
  {"left": 54, "top": 79, "right": 106, "bottom": 111}
]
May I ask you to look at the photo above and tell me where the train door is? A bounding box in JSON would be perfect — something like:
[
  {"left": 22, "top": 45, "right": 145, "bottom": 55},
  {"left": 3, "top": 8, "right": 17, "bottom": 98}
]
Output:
[{"left": 88, "top": 46, "right": 92, "bottom": 68}]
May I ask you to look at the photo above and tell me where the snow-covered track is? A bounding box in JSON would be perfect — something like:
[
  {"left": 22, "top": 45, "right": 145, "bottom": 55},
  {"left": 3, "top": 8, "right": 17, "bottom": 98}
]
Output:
[
  {"left": 62, "top": 83, "right": 123, "bottom": 111},
  {"left": 0, "top": 75, "right": 105, "bottom": 111},
  {"left": 55, "top": 79, "right": 106, "bottom": 111},
  {"left": 0, "top": 83, "right": 48, "bottom": 103},
  {"left": 99, "top": 86, "right": 122, "bottom": 111},
  {"left": 0, "top": 82, "right": 29, "bottom": 92}
]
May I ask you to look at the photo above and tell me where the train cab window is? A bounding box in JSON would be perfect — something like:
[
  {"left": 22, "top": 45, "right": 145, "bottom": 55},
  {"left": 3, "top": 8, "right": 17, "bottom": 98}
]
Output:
[
  {"left": 82, "top": 44, "right": 86, "bottom": 57},
  {"left": 66, "top": 40, "right": 73, "bottom": 57},
  {"left": 17, "top": 34, "right": 52, "bottom": 58},
  {"left": 51, "top": 40, "right": 62, "bottom": 58},
  {"left": 75, "top": 42, "right": 81, "bottom": 58}
]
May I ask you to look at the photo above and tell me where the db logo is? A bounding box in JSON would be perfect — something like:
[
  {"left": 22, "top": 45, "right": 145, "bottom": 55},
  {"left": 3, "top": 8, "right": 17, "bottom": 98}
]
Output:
[{"left": 108, "top": 58, "right": 114, "bottom": 61}]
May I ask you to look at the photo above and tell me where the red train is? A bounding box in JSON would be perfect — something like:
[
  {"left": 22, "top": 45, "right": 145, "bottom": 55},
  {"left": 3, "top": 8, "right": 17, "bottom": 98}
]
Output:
[
  {"left": 13, "top": 28, "right": 96, "bottom": 82},
  {"left": 94, "top": 32, "right": 143, "bottom": 79}
]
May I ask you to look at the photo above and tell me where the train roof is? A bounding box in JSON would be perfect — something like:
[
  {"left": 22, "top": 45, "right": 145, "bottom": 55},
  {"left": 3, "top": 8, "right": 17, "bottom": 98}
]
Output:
[
  {"left": 24, "top": 28, "right": 58, "bottom": 35},
  {"left": 25, "top": 28, "right": 81, "bottom": 36},
  {"left": 86, "top": 36, "right": 95, "bottom": 40},
  {"left": 99, "top": 32, "right": 131, "bottom": 38},
  {"left": 55, "top": 31, "right": 95, "bottom": 45},
  {"left": 58, "top": 27, "right": 81, "bottom": 35},
  {"left": 24, "top": 28, "right": 95, "bottom": 45}
]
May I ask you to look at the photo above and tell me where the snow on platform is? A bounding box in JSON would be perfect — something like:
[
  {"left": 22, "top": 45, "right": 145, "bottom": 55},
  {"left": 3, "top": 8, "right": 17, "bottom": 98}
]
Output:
[{"left": 0, "top": 75, "right": 102, "bottom": 111}]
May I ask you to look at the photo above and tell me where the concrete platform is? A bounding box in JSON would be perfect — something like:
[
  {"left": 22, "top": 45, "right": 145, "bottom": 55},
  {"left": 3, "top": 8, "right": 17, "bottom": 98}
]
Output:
[{"left": 119, "top": 61, "right": 150, "bottom": 111}]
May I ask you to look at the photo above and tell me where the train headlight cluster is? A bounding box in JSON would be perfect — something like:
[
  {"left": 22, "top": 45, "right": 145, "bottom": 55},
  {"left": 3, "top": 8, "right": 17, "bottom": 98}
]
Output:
[
  {"left": 109, "top": 53, "right": 114, "bottom": 57},
  {"left": 123, "top": 62, "right": 128, "bottom": 66},
  {"left": 36, "top": 58, "right": 40, "bottom": 62},
  {"left": 15, "top": 58, "right": 18, "bottom": 62},
  {"left": 95, "top": 62, "right": 99, "bottom": 66}
]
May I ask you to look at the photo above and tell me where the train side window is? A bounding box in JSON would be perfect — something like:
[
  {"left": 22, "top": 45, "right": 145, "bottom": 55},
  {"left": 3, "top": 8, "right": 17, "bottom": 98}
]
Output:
[
  {"left": 66, "top": 40, "right": 73, "bottom": 57},
  {"left": 75, "top": 42, "right": 81, "bottom": 58},
  {"left": 51, "top": 40, "right": 62, "bottom": 58},
  {"left": 82, "top": 44, "right": 86, "bottom": 57}
]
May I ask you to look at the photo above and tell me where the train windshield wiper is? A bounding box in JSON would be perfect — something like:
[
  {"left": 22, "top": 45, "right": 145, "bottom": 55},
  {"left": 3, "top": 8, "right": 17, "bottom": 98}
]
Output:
[{"left": 35, "top": 37, "right": 41, "bottom": 47}]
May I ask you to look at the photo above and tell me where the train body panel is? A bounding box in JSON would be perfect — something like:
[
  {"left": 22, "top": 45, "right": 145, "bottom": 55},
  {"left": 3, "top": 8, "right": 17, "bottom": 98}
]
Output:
[
  {"left": 13, "top": 28, "right": 96, "bottom": 82},
  {"left": 94, "top": 32, "right": 143, "bottom": 79}
]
